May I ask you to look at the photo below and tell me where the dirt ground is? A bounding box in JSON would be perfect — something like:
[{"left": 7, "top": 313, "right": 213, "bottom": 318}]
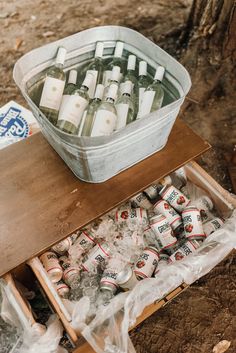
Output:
[{"left": 0, "top": 0, "right": 235, "bottom": 352}]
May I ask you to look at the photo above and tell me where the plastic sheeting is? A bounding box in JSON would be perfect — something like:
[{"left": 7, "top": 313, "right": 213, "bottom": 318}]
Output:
[
  {"left": 69, "top": 182, "right": 236, "bottom": 353},
  {"left": 0, "top": 281, "right": 67, "bottom": 353}
]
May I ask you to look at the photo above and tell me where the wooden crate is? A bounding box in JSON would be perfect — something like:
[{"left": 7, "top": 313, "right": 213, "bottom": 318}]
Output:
[{"left": 28, "top": 161, "right": 236, "bottom": 351}]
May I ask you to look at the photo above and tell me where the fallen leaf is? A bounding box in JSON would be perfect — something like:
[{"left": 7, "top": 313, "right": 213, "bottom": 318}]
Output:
[
  {"left": 70, "top": 188, "right": 78, "bottom": 194},
  {"left": 10, "top": 11, "right": 19, "bottom": 18},
  {"left": 42, "top": 31, "right": 55, "bottom": 38},
  {"left": 14, "top": 38, "right": 23, "bottom": 51},
  {"left": 0, "top": 12, "right": 9, "bottom": 19},
  {"left": 213, "top": 340, "right": 231, "bottom": 353}
]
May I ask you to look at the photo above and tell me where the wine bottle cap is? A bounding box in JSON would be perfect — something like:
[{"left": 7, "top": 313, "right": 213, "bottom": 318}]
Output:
[
  {"left": 111, "top": 66, "right": 121, "bottom": 81},
  {"left": 82, "top": 72, "right": 94, "bottom": 88},
  {"left": 68, "top": 70, "right": 77, "bottom": 85},
  {"left": 107, "top": 83, "right": 118, "bottom": 100},
  {"left": 127, "top": 55, "right": 136, "bottom": 70},
  {"left": 122, "top": 80, "right": 133, "bottom": 95},
  {"left": 94, "top": 84, "right": 104, "bottom": 100},
  {"left": 95, "top": 42, "right": 104, "bottom": 58},
  {"left": 139, "top": 61, "right": 147, "bottom": 76},
  {"left": 114, "top": 41, "right": 124, "bottom": 58},
  {"left": 56, "top": 47, "right": 67, "bottom": 65},
  {"left": 154, "top": 66, "right": 165, "bottom": 82}
]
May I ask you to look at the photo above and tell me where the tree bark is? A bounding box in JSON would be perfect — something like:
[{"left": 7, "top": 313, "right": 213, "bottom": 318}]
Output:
[{"left": 180, "top": 0, "right": 236, "bottom": 101}]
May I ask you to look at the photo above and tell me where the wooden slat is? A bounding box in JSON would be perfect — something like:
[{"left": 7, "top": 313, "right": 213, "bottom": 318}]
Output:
[{"left": 0, "top": 119, "right": 210, "bottom": 276}]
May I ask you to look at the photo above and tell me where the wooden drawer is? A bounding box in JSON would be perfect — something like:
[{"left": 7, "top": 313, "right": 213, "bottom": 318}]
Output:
[
  {"left": 28, "top": 161, "right": 236, "bottom": 351},
  {"left": 1, "top": 272, "right": 46, "bottom": 335}
]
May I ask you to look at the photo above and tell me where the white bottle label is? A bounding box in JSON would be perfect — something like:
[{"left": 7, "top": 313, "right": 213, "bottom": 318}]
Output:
[
  {"left": 87, "top": 70, "right": 98, "bottom": 99},
  {"left": 90, "top": 109, "right": 117, "bottom": 136},
  {"left": 57, "top": 95, "right": 88, "bottom": 127},
  {"left": 138, "top": 91, "right": 155, "bottom": 119},
  {"left": 138, "top": 87, "right": 145, "bottom": 111},
  {"left": 77, "top": 110, "right": 87, "bottom": 136},
  {"left": 58, "top": 94, "right": 70, "bottom": 116},
  {"left": 40, "top": 77, "right": 65, "bottom": 111},
  {"left": 115, "top": 103, "right": 129, "bottom": 130}
]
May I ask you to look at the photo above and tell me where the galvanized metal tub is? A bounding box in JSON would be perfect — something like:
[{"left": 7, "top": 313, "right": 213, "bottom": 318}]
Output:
[{"left": 13, "top": 26, "right": 191, "bottom": 183}]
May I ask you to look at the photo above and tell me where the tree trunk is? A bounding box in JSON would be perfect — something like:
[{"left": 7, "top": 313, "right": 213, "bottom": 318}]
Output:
[{"left": 180, "top": 0, "right": 236, "bottom": 101}]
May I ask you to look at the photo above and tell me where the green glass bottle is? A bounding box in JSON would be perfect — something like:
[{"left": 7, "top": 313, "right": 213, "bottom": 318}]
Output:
[
  {"left": 80, "top": 84, "right": 105, "bottom": 136},
  {"left": 137, "top": 61, "right": 151, "bottom": 112},
  {"left": 39, "top": 47, "right": 67, "bottom": 125},
  {"left": 90, "top": 84, "right": 118, "bottom": 137},
  {"left": 137, "top": 66, "right": 165, "bottom": 119},
  {"left": 57, "top": 73, "right": 93, "bottom": 134},
  {"left": 85, "top": 42, "right": 104, "bottom": 99},
  {"left": 115, "top": 81, "right": 135, "bottom": 131},
  {"left": 103, "top": 41, "right": 125, "bottom": 87}
]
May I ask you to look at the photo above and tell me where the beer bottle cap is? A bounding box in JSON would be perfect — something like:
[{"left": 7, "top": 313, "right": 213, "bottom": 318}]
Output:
[
  {"left": 111, "top": 66, "right": 121, "bottom": 81},
  {"left": 114, "top": 41, "right": 124, "bottom": 58},
  {"left": 68, "top": 70, "right": 77, "bottom": 85},
  {"left": 95, "top": 42, "right": 104, "bottom": 58},
  {"left": 127, "top": 55, "right": 136, "bottom": 70},
  {"left": 94, "top": 84, "right": 104, "bottom": 100},
  {"left": 56, "top": 47, "right": 67, "bottom": 65},
  {"left": 154, "top": 66, "right": 165, "bottom": 82},
  {"left": 139, "top": 61, "right": 147, "bottom": 76}
]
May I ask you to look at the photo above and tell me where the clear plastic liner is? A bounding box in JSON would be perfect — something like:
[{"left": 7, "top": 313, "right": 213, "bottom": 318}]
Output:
[
  {"left": 0, "top": 281, "right": 67, "bottom": 353},
  {"left": 68, "top": 182, "right": 236, "bottom": 353}
]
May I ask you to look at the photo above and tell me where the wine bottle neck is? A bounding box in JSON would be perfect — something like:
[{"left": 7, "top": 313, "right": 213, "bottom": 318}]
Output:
[
  {"left": 106, "top": 97, "right": 115, "bottom": 103},
  {"left": 81, "top": 85, "right": 89, "bottom": 92},
  {"left": 93, "top": 97, "right": 101, "bottom": 103},
  {"left": 55, "top": 63, "right": 64, "bottom": 69}
]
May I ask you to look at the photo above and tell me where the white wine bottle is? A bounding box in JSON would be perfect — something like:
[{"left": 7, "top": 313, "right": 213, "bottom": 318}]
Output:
[
  {"left": 123, "top": 55, "right": 137, "bottom": 87},
  {"left": 39, "top": 47, "right": 67, "bottom": 125},
  {"left": 137, "top": 66, "right": 165, "bottom": 119},
  {"left": 58, "top": 69, "right": 78, "bottom": 118},
  {"left": 103, "top": 42, "right": 124, "bottom": 87},
  {"left": 137, "top": 61, "right": 151, "bottom": 111},
  {"left": 90, "top": 83, "right": 118, "bottom": 137},
  {"left": 86, "top": 42, "right": 104, "bottom": 99},
  {"left": 115, "top": 81, "right": 135, "bottom": 131},
  {"left": 80, "top": 84, "right": 105, "bottom": 136},
  {"left": 103, "top": 66, "right": 121, "bottom": 98},
  {"left": 57, "top": 73, "right": 93, "bottom": 134},
  {"left": 123, "top": 55, "right": 138, "bottom": 116}
]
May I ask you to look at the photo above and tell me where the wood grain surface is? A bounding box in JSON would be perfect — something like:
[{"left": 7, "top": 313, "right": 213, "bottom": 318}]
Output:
[{"left": 0, "top": 119, "right": 210, "bottom": 276}]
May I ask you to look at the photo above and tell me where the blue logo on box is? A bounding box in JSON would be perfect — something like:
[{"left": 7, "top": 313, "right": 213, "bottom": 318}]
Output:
[{"left": 0, "top": 107, "right": 29, "bottom": 138}]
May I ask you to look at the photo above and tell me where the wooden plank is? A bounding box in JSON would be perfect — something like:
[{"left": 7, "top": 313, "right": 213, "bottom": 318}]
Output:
[{"left": 0, "top": 119, "right": 210, "bottom": 276}]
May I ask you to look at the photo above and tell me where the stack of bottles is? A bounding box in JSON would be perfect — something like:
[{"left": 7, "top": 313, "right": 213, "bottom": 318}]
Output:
[
  {"left": 38, "top": 42, "right": 166, "bottom": 136},
  {"left": 39, "top": 167, "right": 224, "bottom": 305}
]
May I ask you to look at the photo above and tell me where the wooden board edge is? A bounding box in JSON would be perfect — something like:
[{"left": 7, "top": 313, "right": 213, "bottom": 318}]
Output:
[
  {"left": 2, "top": 273, "right": 37, "bottom": 327},
  {"left": 27, "top": 258, "right": 79, "bottom": 345}
]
